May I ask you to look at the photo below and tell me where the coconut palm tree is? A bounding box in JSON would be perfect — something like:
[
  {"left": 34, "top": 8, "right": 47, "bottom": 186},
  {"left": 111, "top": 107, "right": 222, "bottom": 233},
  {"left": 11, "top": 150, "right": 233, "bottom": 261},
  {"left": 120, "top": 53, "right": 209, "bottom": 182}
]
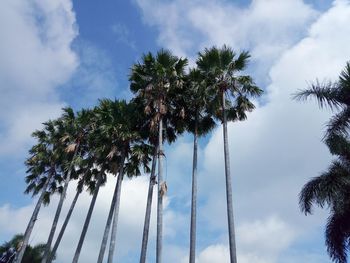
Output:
[
  {"left": 294, "top": 62, "right": 350, "bottom": 137},
  {"left": 95, "top": 99, "right": 151, "bottom": 263},
  {"left": 16, "top": 122, "right": 65, "bottom": 263},
  {"left": 182, "top": 68, "right": 216, "bottom": 263},
  {"left": 294, "top": 63, "right": 350, "bottom": 263},
  {"left": 130, "top": 50, "right": 188, "bottom": 263},
  {"left": 299, "top": 133, "right": 350, "bottom": 263},
  {"left": 197, "top": 45, "right": 262, "bottom": 263}
]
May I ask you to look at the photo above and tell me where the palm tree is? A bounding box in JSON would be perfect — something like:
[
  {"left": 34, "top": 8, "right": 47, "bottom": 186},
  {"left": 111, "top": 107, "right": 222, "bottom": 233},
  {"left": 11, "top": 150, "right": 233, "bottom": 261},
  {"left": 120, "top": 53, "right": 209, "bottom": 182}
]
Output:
[
  {"left": 95, "top": 99, "right": 151, "bottom": 263},
  {"left": 130, "top": 50, "right": 188, "bottom": 263},
  {"left": 16, "top": 122, "right": 65, "bottom": 263},
  {"left": 42, "top": 108, "right": 91, "bottom": 263},
  {"left": 294, "top": 62, "right": 350, "bottom": 137},
  {"left": 197, "top": 45, "right": 262, "bottom": 263},
  {"left": 294, "top": 63, "right": 350, "bottom": 262},
  {"left": 299, "top": 133, "right": 350, "bottom": 263},
  {"left": 71, "top": 108, "right": 111, "bottom": 263},
  {"left": 182, "top": 68, "right": 216, "bottom": 263}
]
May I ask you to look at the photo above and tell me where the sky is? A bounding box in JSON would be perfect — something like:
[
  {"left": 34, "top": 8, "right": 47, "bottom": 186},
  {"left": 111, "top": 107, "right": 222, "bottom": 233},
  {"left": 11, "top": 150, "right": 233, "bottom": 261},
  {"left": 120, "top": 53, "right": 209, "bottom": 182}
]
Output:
[{"left": 1, "top": 0, "right": 349, "bottom": 262}]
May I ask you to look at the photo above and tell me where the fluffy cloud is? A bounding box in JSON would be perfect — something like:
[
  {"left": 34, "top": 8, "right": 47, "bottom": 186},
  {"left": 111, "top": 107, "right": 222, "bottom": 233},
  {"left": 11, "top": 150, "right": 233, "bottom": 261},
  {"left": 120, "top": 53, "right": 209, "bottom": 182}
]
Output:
[
  {"left": 135, "top": 0, "right": 318, "bottom": 80},
  {"left": 0, "top": 0, "right": 78, "bottom": 155}
]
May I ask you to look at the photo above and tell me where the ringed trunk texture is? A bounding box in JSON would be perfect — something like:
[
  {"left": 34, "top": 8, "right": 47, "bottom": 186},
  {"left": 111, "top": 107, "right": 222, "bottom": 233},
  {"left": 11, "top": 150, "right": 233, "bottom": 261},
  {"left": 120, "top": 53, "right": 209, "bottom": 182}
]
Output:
[
  {"left": 189, "top": 126, "right": 198, "bottom": 263},
  {"left": 156, "top": 118, "right": 164, "bottom": 263},
  {"left": 105, "top": 154, "right": 126, "bottom": 263},
  {"left": 222, "top": 92, "right": 237, "bottom": 263},
  {"left": 72, "top": 174, "right": 103, "bottom": 263},
  {"left": 15, "top": 171, "right": 55, "bottom": 263},
  {"left": 139, "top": 147, "right": 158, "bottom": 263},
  {"left": 42, "top": 145, "right": 80, "bottom": 263},
  {"left": 48, "top": 189, "right": 81, "bottom": 263}
]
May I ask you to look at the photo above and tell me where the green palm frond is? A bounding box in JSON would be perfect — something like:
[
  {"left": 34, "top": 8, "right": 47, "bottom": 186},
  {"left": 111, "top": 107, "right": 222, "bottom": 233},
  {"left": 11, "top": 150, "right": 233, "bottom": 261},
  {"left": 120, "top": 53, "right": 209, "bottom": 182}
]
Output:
[
  {"left": 299, "top": 160, "right": 350, "bottom": 214},
  {"left": 327, "top": 108, "right": 350, "bottom": 136},
  {"left": 293, "top": 81, "right": 343, "bottom": 110},
  {"left": 325, "top": 209, "right": 350, "bottom": 263}
]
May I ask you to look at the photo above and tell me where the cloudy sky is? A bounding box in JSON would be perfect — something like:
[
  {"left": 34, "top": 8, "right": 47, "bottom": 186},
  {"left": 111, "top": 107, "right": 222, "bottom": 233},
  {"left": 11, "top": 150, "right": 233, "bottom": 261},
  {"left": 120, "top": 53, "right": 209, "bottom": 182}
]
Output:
[{"left": 1, "top": 0, "right": 349, "bottom": 262}]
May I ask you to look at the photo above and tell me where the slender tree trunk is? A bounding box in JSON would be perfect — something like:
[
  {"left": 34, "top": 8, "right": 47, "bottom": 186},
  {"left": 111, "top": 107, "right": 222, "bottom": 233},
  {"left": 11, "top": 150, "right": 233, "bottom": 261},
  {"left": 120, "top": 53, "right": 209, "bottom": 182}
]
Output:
[
  {"left": 72, "top": 174, "right": 103, "bottom": 263},
  {"left": 222, "top": 92, "right": 237, "bottom": 263},
  {"left": 96, "top": 177, "right": 119, "bottom": 263},
  {"left": 48, "top": 189, "right": 81, "bottom": 263},
  {"left": 139, "top": 146, "right": 158, "bottom": 263},
  {"left": 156, "top": 118, "right": 164, "bottom": 263},
  {"left": 189, "top": 123, "right": 198, "bottom": 263},
  {"left": 107, "top": 153, "right": 126, "bottom": 263},
  {"left": 15, "top": 171, "right": 55, "bottom": 263},
  {"left": 42, "top": 144, "right": 80, "bottom": 263},
  {"left": 98, "top": 154, "right": 126, "bottom": 263}
]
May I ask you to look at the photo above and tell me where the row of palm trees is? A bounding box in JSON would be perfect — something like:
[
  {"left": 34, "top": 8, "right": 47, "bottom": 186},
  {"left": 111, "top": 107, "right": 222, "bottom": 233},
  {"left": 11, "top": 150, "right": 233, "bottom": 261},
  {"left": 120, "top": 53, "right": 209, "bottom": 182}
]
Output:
[
  {"left": 14, "top": 45, "right": 262, "bottom": 263},
  {"left": 295, "top": 62, "right": 350, "bottom": 263}
]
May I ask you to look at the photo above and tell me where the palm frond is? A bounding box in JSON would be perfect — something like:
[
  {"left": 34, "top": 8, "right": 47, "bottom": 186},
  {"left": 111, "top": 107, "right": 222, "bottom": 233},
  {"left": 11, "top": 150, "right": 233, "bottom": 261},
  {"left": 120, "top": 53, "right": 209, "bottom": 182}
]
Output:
[
  {"left": 327, "top": 108, "right": 350, "bottom": 136},
  {"left": 293, "top": 81, "right": 343, "bottom": 110}
]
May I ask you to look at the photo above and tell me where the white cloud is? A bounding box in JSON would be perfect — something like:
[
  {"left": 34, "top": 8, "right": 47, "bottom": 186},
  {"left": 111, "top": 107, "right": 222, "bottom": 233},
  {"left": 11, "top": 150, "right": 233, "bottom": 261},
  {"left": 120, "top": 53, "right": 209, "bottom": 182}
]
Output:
[
  {"left": 0, "top": 0, "right": 78, "bottom": 155},
  {"left": 135, "top": 0, "right": 318, "bottom": 80}
]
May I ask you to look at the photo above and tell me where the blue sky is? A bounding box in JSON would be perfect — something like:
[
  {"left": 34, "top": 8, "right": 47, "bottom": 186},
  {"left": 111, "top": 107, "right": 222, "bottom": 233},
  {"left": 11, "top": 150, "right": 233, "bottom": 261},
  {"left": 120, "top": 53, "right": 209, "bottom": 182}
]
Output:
[{"left": 1, "top": 0, "right": 350, "bottom": 262}]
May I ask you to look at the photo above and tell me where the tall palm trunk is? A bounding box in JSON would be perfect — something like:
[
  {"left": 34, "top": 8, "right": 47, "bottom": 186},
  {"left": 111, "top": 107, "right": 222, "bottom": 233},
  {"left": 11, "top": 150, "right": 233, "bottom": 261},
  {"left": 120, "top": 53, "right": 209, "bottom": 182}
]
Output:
[
  {"left": 96, "top": 176, "right": 119, "bottom": 263},
  {"left": 15, "top": 170, "right": 55, "bottom": 263},
  {"left": 48, "top": 188, "right": 81, "bottom": 263},
  {"left": 222, "top": 92, "right": 237, "bottom": 263},
  {"left": 139, "top": 146, "right": 158, "bottom": 263},
  {"left": 156, "top": 118, "right": 164, "bottom": 263},
  {"left": 107, "top": 153, "right": 127, "bottom": 263},
  {"left": 42, "top": 144, "right": 80, "bottom": 263},
  {"left": 97, "top": 154, "right": 126, "bottom": 263},
  {"left": 189, "top": 121, "right": 198, "bottom": 263},
  {"left": 72, "top": 174, "right": 103, "bottom": 263}
]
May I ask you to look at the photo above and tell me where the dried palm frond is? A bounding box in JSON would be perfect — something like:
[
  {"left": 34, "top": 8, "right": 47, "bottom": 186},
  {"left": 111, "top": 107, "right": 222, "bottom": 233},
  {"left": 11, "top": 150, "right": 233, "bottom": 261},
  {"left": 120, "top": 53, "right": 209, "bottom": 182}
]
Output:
[
  {"left": 107, "top": 146, "right": 118, "bottom": 160},
  {"left": 65, "top": 143, "right": 77, "bottom": 153},
  {"left": 159, "top": 181, "right": 168, "bottom": 197},
  {"left": 60, "top": 134, "right": 70, "bottom": 143}
]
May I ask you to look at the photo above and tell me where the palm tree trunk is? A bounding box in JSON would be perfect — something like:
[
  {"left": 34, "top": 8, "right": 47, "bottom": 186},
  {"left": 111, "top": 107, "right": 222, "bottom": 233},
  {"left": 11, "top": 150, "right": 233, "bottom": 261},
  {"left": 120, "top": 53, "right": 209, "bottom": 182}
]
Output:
[
  {"left": 72, "top": 174, "right": 103, "bottom": 263},
  {"left": 98, "top": 154, "right": 126, "bottom": 263},
  {"left": 222, "top": 92, "right": 237, "bottom": 263},
  {"left": 96, "top": 178, "right": 118, "bottom": 263},
  {"left": 156, "top": 118, "right": 164, "bottom": 263},
  {"left": 139, "top": 146, "right": 158, "bottom": 263},
  {"left": 48, "top": 188, "right": 81, "bottom": 263},
  {"left": 15, "top": 170, "right": 55, "bottom": 263},
  {"left": 189, "top": 123, "right": 198, "bottom": 263},
  {"left": 42, "top": 144, "right": 80, "bottom": 263}
]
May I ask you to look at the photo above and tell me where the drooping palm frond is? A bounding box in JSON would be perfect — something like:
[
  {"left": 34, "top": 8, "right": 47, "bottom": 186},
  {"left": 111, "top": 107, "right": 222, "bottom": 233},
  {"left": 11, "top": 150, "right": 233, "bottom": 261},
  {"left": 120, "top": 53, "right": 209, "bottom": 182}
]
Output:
[
  {"left": 293, "top": 81, "right": 343, "bottom": 110},
  {"left": 325, "top": 208, "right": 350, "bottom": 263},
  {"left": 327, "top": 108, "right": 350, "bottom": 136},
  {"left": 299, "top": 160, "right": 350, "bottom": 214}
]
